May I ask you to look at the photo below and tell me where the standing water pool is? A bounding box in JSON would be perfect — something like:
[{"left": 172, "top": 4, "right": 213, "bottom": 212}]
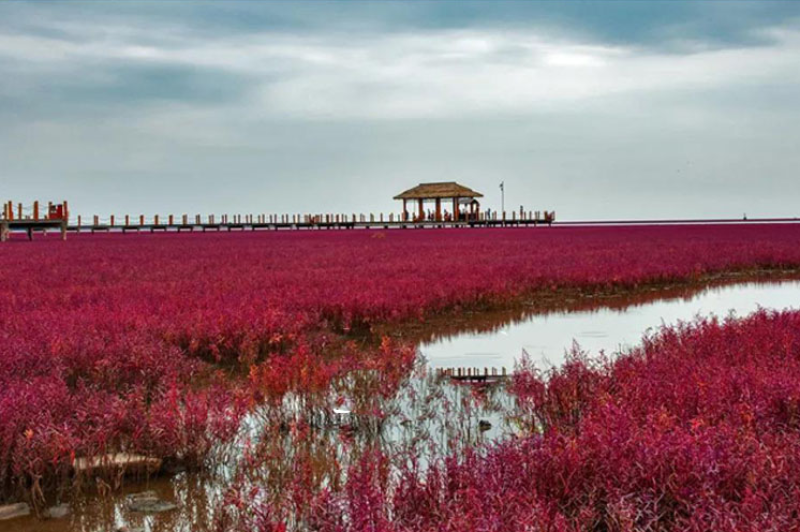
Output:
[{"left": 420, "top": 280, "right": 800, "bottom": 371}]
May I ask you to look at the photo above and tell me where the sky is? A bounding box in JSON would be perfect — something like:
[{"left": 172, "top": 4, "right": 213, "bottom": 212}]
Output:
[{"left": 1, "top": 0, "right": 799, "bottom": 220}]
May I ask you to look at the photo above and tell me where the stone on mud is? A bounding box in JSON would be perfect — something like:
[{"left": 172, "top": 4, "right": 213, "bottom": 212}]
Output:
[
  {"left": 125, "top": 491, "right": 177, "bottom": 514},
  {"left": 45, "top": 503, "right": 70, "bottom": 519},
  {"left": 0, "top": 502, "right": 30, "bottom": 520}
]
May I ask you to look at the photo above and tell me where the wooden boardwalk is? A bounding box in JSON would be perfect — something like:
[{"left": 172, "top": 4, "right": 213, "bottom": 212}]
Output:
[
  {"left": 437, "top": 366, "right": 510, "bottom": 384},
  {"left": 5, "top": 198, "right": 798, "bottom": 242}
]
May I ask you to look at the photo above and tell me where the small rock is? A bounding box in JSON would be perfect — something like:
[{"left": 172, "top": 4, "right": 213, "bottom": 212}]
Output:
[
  {"left": 478, "top": 419, "right": 492, "bottom": 432},
  {"left": 125, "top": 491, "right": 177, "bottom": 514},
  {"left": 0, "top": 502, "right": 30, "bottom": 520},
  {"left": 45, "top": 503, "right": 70, "bottom": 519}
]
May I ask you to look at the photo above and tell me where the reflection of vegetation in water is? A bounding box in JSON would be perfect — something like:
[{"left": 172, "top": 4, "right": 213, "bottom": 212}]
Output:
[
  {"left": 217, "top": 355, "right": 516, "bottom": 530},
  {"left": 387, "top": 273, "right": 800, "bottom": 347}
]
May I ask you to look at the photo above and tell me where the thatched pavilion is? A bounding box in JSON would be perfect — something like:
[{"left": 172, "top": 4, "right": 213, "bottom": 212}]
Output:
[{"left": 394, "top": 182, "right": 483, "bottom": 222}]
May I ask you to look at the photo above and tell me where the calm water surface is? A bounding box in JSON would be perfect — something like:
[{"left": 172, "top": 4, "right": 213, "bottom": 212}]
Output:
[
  {"left": 420, "top": 280, "right": 800, "bottom": 371},
  {"left": 3, "top": 279, "right": 799, "bottom": 532}
]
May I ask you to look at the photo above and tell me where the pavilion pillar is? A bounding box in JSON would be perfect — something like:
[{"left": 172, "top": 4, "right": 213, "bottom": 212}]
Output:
[
  {"left": 418, "top": 198, "right": 424, "bottom": 220},
  {"left": 453, "top": 197, "right": 460, "bottom": 221},
  {"left": 403, "top": 199, "right": 408, "bottom": 221},
  {"left": 435, "top": 198, "right": 441, "bottom": 221}
]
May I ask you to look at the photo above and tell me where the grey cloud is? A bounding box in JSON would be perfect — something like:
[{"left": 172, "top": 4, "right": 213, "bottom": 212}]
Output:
[{"left": 0, "top": 1, "right": 798, "bottom": 221}]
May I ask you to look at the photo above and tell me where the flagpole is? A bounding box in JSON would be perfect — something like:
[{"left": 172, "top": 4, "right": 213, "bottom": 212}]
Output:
[{"left": 500, "top": 181, "right": 505, "bottom": 220}]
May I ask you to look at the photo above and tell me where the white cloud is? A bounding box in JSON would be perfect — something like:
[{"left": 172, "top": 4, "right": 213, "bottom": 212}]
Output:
[{"left": 1, "top": 21, "right": 799, "bottom": 121}]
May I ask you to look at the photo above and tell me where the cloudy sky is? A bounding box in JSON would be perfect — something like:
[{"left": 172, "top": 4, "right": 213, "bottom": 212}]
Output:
[{"left": 2, "top": 1, "right": 799, "bottom": 220}]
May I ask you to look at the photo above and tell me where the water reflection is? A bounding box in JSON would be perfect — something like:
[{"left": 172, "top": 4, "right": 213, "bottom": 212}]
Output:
[
  {"left": 0, "top": 365, "right": 510, "bottom": 532},
  {"left": 419, "top": 279, "right": 800, "bottom": 370}
]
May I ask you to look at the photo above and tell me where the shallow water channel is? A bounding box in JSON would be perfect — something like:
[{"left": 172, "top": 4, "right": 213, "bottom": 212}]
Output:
[
  {"left": 3, "top": 279, "right": 800, "bottom": 532},
  {"left": 420, "top": 279, "right": 800, "bottom": 371}
]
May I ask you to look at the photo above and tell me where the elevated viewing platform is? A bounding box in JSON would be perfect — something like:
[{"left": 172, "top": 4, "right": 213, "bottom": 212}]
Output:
[{"left": 0, "top": 201, "right": 69, "bottom": 241}]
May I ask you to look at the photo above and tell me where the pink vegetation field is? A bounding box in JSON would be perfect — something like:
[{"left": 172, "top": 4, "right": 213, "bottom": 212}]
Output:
[
  {"left": 235, "top": 309, "right": 800, "bottom": 532},
  {"left": 3, "top": 224, "right": 800, "bottom": 529}
]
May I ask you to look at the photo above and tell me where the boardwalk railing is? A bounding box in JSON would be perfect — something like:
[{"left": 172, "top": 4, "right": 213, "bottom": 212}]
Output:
[
  {"left": 67, "top": 210, "right": 557, "bottom": 233},
  {"left": 437, "top": 366, "right": 509, "bottom": 383}
]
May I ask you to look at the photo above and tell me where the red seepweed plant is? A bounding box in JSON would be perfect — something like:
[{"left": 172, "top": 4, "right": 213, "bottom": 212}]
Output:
[
  {"left": 2, "top": 224, "right": 800, "bottom": 514},
  {"left": 239, "top": 309, "right": 800, "bottom": 532}
]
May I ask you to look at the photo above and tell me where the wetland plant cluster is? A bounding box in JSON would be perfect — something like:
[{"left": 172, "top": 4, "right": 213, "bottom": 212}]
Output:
[
  {"left": 222, "top": 310, "right": 800, "bottom": 532},
  {"left": 1, "top": 225, "right": 800, "bottom": 525}
]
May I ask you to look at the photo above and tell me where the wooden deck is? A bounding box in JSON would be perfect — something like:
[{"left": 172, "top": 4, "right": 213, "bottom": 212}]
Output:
[{"left": 0, "top": 219, "right": 67, "bottom": 241}]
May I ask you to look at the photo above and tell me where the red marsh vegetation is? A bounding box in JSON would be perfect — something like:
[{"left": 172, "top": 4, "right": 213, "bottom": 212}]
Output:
[{"left": 1, "top": 224, "right": 800, "bottom": 526}]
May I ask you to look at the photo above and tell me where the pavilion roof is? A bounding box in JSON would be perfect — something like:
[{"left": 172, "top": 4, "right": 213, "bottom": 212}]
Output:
[{"left": 393, "top": 182, "right": 484, "bottom": 200}]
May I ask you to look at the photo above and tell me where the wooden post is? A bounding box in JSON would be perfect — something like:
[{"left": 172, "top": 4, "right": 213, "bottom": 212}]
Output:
[
  {"left": 417, "top": 198, "right": 423, "bottom": 221},
  {"left": 435, "top": 198, "right": 441, "bottom": 221},
  {"left": 18, "top": 203, "right": 23, "bottom": 220},
  {"left": 139, "top": 215, "right": 144, "bottom": 226},
  {"left": 93, "top": 215, "right": 99, "bottom": 226},
  {"left": 125, "top": 215, "right": 130, "bottom": 226},
  {"left": 33, "top": 201, "right": 39, "bottom": 221},
  {"left": 0, "top": 222, "right": 8, "bottom": 242},
  {"left": 154, "top": 214, "right": 160, "bottom": 226},
  {"left": 110, "top": 215, "right": 115, "bottom": 226},
  {"left": 78, "top": 215, "right": 82, "bottom": 227}
]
